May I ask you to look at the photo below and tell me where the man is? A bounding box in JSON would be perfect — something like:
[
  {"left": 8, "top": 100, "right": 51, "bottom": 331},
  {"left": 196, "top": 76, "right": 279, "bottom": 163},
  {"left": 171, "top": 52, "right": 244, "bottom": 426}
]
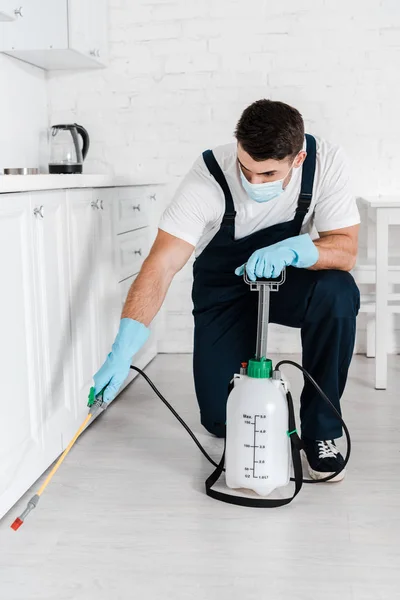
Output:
[{"left": 94, "top": 99, "right": 360, "bottom": 482}]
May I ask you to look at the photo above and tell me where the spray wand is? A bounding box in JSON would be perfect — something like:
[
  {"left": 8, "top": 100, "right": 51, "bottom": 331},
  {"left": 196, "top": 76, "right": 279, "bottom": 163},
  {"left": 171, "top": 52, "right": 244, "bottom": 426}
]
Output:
[{"left": 10, "top": 388, "right": 106, "bottom": 531}]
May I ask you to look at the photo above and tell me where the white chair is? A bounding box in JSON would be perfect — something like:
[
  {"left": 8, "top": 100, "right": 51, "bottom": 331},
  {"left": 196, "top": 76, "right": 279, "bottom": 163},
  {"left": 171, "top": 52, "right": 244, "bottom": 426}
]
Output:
[
  {"left": 353, "top": 260, "right": 400, "bottom": 357},
  {"left": 353, "top": 197, "right": 400, "bottom": 389}
]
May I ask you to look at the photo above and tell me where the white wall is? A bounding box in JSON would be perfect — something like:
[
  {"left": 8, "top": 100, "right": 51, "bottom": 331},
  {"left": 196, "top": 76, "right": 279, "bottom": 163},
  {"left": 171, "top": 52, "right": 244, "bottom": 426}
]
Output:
[
  {"left": 0, "top": 55, "right": 48, "bottom": 172},
  {"left": 46, "top": 0, "right": 400, "bottom": 353}
]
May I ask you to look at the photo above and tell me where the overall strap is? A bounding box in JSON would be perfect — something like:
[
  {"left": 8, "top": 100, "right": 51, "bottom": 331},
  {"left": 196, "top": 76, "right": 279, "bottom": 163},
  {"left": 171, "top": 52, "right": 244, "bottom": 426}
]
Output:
[
  {"left": 293, "top": 133, "right": 317, "bottom": 230},
  {"left": 202, "top": 149, "right": 236, "bottom": 224}
]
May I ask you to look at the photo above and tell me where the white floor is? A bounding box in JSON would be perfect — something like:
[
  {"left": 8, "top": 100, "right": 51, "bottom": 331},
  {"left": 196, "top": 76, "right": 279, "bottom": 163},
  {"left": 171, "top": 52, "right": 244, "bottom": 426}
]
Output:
[{"left": 1, "top": 353, "right": 400, "bottom": 600}]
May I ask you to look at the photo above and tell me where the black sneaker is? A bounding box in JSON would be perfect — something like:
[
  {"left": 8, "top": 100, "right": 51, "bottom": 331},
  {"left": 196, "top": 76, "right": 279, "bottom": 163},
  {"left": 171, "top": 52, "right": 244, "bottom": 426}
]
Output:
[{"left": 302, "top": 438, "right": 346, "bottom": 482}]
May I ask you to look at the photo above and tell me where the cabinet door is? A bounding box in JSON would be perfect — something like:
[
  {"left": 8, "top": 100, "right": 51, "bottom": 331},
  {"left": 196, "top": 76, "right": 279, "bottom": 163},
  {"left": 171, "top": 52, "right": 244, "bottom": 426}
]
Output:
[
  {"left": 0, "top": 194, "right": 44, "bottom": 519},
  {"left": 94, "top": 190, "right": 120, "bottom": 362},
  {"left": 31, "top": 191, "right": 76, "bottom": 454},
  {"left": 0, "top": 0, "right": 68, "bottom": 51},
  {"left": 66, "top": 189, "right": 100, "bottom": 436},
  {"left": 68, "top": 0, "right": 108, "bottom": 64}
]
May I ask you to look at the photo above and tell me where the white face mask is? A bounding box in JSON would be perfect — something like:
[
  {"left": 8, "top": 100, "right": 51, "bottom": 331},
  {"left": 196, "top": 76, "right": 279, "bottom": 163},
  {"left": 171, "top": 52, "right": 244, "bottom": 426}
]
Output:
[{"left": 240, "top": 162, "right": 295, "bottom": 203}]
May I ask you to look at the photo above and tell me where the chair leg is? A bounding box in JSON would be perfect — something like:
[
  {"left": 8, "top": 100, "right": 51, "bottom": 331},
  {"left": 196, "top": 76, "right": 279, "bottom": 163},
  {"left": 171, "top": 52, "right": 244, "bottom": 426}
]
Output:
[
  {"left": 375, "top": 210, "right": 389, "bottom": 390},
  {"left": 366, "top": 317, "right": 376, "bottom": 358}
]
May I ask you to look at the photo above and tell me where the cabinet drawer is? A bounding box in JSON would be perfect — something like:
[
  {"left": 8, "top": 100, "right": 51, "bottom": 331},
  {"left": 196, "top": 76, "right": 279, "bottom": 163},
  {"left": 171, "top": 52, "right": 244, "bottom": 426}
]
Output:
[
  {"left": 115, "top": 187, "right": 153, "bottom": 234},
  {"left": 117, "top": 229, "right": 149, "bottom": 282}
]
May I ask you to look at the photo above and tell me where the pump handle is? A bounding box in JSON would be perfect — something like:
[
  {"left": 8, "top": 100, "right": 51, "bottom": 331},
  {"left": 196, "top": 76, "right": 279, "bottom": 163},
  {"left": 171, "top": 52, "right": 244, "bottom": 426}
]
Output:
[{"left": 243, "top": 267, "right": 286, "bottom": 290}]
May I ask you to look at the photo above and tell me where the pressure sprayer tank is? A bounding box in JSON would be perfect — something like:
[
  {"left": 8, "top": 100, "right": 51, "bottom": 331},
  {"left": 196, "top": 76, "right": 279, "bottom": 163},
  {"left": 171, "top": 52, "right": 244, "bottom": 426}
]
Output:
[
  {"left": 225, "top": 358, "right": 290, "bottom": 497},
  {"left": 225, "top": 270, "right": 290, "bottom": 498}
]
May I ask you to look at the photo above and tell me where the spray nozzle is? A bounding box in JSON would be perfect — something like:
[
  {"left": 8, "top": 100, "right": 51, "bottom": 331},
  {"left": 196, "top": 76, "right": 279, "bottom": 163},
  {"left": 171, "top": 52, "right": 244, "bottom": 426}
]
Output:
[
  {"left": 87, "top": 386, "right": 96, "bottom": 407},
  {"left": 87, "top": 387, "right": 107, "bottom": 415}
]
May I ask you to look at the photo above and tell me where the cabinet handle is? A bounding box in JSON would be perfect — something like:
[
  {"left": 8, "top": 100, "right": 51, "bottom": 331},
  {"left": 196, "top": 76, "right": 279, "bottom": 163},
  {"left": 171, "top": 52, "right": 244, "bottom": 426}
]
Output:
[
  {"left": 96, "top": 49, "right": 101, "bottom": 57},
  {"left": 14, "top": 6, "right": 23, "bottom": 17},
  {"left": 150, "top": 193, "right": 157, "bottom": 201},
  {"left": 100, "top": 200, "right": 104, "bottom": 210},
  {"left": 133, "top": 249, "right": 142, "bottom": 256},
  {"left": 91, "top": 200, "right": 100, "bottom": 210},
  {"left": 132, "top": 204, "right": 141, "bottom": 211},
  {"left": 33, "top": 205, "right": 44, "bottom": 219}
]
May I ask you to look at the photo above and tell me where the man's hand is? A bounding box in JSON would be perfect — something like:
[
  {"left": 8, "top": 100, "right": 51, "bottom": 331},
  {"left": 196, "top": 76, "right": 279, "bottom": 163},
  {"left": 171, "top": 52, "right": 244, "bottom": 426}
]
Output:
[
  {"left": 93, "top": 318, "right": 150, "bottom": 403},
  {"left": 235, "top": 234, "right": 319, "bottom": 282}
]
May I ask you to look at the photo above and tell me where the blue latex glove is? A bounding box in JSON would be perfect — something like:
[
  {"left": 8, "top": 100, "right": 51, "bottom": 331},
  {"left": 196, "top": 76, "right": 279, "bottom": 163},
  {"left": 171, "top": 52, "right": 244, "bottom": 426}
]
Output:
[
  {"left": 93, "top": 318, "right": 150, "bottom": 403},
  {"left": 235, "top": 234, "right": 319, "bottom": 282}
]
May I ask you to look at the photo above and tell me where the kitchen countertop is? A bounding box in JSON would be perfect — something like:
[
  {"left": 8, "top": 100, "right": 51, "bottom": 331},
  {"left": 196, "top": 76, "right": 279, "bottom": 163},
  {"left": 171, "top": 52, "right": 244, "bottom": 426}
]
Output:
[{"left": 0, "top": 174, "right": 166, "bottom": 194}]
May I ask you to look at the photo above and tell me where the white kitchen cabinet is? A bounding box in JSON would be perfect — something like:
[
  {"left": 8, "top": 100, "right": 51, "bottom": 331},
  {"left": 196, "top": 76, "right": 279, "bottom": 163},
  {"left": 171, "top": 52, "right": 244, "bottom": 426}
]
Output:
[
  {"left": 30, "top": 191, "right": 76, "bottom": 454},
  {"left": 0, "top": 183, "right": 160, "bottom": 520},
  {"left": 0, "top": 194, "right": 48, "bottom": 518},
  {"left": 0, "top": 190, "right": 88, "bottom": 518},
  {"left": 0, "top": 0, "right": 108, "bottom": 70},
  {"left": 94, "top": 189, "right": 120, "bottom": 362},
  {"left": 114, "top": 185, "right": 159, "bottom": 392},
  {"left": 68, "top": 0, "right": 108, "bottom": 67},
  {"left": 65, "top": 189, "right": 102, "bottom": 438}
]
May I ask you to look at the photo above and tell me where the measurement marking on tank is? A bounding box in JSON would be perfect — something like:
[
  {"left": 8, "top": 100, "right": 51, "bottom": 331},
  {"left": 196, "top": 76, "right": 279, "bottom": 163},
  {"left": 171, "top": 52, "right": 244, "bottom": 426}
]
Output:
[
  {"left": 242, "top": 414, "right": 268, "bottom": 479},
  {"left": 253, "top": 416, "right": 257, "bottom": 476},
  {"left": 243, "top": 413, "right": 268, "bottom": 479}
]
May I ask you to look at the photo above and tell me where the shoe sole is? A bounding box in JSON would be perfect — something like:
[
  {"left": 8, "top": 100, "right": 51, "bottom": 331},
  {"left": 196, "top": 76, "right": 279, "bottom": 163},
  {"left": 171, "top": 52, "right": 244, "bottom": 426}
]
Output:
[{"left": 308, "top": 466, "right": 346, "bottom": 482}]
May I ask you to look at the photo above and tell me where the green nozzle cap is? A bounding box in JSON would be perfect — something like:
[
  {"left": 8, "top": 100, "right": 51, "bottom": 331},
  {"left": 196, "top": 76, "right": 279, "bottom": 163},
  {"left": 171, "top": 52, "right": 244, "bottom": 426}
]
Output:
[
  {"left": 247, "top": 357, "right": 272, "bottom": 379},
  {"left": 87, "top": 387, "right": 96, "bottom": 407}
]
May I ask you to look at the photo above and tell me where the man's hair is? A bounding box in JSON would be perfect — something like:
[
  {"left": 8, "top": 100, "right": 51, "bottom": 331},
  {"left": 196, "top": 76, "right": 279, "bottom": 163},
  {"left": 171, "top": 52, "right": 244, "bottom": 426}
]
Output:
[{"left": 234, "top": 99, "right": 305, "bottom": 162}]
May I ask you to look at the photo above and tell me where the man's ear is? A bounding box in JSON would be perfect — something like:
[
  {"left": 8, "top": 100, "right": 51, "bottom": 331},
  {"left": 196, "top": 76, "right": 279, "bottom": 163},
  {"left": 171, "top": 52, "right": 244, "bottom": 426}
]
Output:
[{"left": 294, "top": 151, "right": 307, "bottom": 168}]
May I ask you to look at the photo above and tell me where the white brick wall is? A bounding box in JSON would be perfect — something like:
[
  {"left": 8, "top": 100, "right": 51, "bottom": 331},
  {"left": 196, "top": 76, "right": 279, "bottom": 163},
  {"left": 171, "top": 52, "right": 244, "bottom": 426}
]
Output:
[{"left": 47, "top": 0, "right": 400, "bottom": 353}]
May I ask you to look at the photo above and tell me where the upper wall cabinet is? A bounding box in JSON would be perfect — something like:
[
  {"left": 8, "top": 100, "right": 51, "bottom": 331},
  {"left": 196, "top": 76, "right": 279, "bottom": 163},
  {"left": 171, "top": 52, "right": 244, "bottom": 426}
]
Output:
[{"left": 0, "top": 0, "right": 108, "bottom": 70}]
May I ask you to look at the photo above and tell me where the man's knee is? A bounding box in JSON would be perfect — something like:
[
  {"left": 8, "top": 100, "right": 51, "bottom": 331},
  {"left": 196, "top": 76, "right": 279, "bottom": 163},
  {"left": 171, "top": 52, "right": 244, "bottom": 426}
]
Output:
[{"left": 311, "top": 270, "right": 360, "bottom": 319}]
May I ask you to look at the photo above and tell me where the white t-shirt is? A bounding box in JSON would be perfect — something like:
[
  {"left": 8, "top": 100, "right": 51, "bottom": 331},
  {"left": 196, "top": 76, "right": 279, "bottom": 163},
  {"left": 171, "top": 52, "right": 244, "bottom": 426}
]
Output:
[{"left": 159, "top": 136, "right": 360, "bottom": 257}]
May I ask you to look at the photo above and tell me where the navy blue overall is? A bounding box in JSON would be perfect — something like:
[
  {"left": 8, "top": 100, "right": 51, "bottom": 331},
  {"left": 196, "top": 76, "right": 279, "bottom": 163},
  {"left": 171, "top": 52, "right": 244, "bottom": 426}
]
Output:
[{"left": 192, "top": 135, "right": 360, "bottom": 441}]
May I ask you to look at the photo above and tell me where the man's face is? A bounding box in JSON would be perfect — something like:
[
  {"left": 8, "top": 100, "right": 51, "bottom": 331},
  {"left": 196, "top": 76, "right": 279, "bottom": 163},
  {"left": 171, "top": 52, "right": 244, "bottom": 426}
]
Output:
[{"left": 237, "top": 143, "right": 306, "bottom": 187}]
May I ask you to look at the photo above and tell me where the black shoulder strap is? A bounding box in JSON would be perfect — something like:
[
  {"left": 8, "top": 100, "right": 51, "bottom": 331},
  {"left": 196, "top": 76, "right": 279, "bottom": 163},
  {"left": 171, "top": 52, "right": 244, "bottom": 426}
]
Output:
[
  {"left": 293, "top": 133, "right": 317, "bottom": 230},
  {"left": 205, "top": 391, "right": 304, "bottom": 508},
  {"left": 202, "top": 149, "right": 236, "bottom": 223}
]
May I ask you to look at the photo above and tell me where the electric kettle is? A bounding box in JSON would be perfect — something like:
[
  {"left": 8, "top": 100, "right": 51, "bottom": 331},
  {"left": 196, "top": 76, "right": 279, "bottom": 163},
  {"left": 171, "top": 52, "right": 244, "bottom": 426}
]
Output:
[{"left": 49, "top": 124, "right": 90, "bottom": 174}]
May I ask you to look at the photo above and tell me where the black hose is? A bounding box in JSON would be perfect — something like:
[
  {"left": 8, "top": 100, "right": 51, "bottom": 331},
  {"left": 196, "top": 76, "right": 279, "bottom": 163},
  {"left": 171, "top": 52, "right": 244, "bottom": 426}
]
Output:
[
  {"left": 130, "top": 362, "right": 350, "bottom": 484},
  {"left": 275, "top": 360, "right": 350, "bottom": 483},
  {"left": 130, "top": 366, "right": 219, "bottom": 469}
]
